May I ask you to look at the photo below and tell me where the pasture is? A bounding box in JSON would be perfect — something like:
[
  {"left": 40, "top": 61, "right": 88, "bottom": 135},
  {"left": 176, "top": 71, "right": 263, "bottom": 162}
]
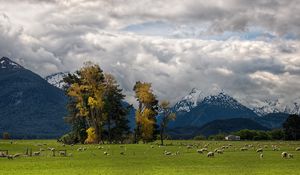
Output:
[{"left": 0, "top": 140, "right": 300, "bottom": 175}]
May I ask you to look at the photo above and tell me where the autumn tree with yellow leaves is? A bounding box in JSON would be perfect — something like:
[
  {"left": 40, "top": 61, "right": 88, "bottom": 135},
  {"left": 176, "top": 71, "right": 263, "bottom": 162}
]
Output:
[
  {"left": 133, "top": 81, "right": 159, "bottom": 143},
  {"left": 64, "top": 62, "right": 130, "bottom": 144}
]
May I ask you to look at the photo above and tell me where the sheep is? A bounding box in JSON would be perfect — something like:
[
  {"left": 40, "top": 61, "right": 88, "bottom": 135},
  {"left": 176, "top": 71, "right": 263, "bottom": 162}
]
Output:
[
  {"left": 48, "top": 147, "right": 55, "bottom": 152},
  {"left": 103, "top": 151, "right": 109, "bottom": 156},
  {"left": 186, "top": 145, "right": 193, "bottom": 149},
  {"left": 33, "top": 151, "right": 41, "bottom": 156},
  {"left": 207, "top": 152, "right": 214, "bottom": 158},
  {"left": 260, "top": 153, "right": 264, "bottom": 159},
  {"left": 256, "top": 148, "right": 263, "bottom": 153},
  {"left": 240, "top": 147, "right": 248, "bottom": 151},
  {"left": 7, "top": 155, "right": 14, "bottom": 160},
  {"left": 164, "top": 151, "right": 172, "bottom": 155},
  {"left": 288, "top": 153, "right": 294, "bottom": 159},
  {"left": 0, "top": 152, "right": 6, "bottom": 157},
  {"left": 296, "top": 147, "right": 300, "bottom": 151},
  {"left": 97, "top": 146, "right": 104, "bottom": 150},
  {"left": 59, "top": 151, "right": 66, "bottom": 156},
  {"left": 13, "top": 153, "right": 22, "bottom": 158},
  {"left": 77, "top": 147, "right": 83, "bottom": 152},
  {"left": 281, "top": 152, "right": 288, "bottom": 158},
  {"left": 201, "top": 148, "right": 208, "bottom": 152},
  {"left": 197, "top": 149, "right": 203, "bottom": 154},
  {"left": 217, "top": 150, "right": 223, "bottom": 154}
]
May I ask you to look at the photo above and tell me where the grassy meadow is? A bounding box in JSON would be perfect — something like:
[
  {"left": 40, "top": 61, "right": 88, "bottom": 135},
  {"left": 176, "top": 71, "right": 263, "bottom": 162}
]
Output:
[{"left": 0, "top": 140, "right": 300, "bottom": 175}]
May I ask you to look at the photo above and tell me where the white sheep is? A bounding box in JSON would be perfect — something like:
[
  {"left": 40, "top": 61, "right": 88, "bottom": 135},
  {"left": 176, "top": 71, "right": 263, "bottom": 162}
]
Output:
[
  {"left": 33, "top": 151, "right": 41, "bottom": 156},
  {"left": 207, "top": 152, "right": 214, "bottom": 158},
  {"left": 217, "top": 150, "right": 223, "bottom": 154},
  {"left": 256, "top": 148, "right": 263, "bottom": 153},
  {"left": 77, "top": 147, "right": 83, "bottom": 152},
  {"left": 59, "top": 151, "right": 66, "bottom": 156},
  {"left": 281, "top": 152, "right": 288, "bottom": 158},
  {"left": 197, "top": 149, "right": 203, "bottom": 154},
  {"left": 296, "top": 147, "right": 300, "bottom": 151},
  {"left": 103, "top": 151, "right": 109, "bottom": 155},
  {"left": 13, "top": 153, "right": 22, "bottom": 158},
  {"left": 164, "top": 151, "right": 172, "bottom": 155},
  {"left": 260, "top": 153, "right": 263, "bottom": 159},
  {"left": 201, "top": 148, "right": 208, "bottom": 152},
  {"left": 240, "top": 147, "right": 248, "bottom": 151}
]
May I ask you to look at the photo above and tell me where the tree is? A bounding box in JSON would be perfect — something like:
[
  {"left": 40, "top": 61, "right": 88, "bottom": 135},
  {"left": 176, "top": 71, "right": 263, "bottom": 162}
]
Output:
[
  {"left": 63, "top": 62, "right": 130, "bottom": 144},
  {"left": 63, "top": 72, "right": 88, "bottom": 144},
  {"left": 133, "top": 81, "right": 158, "bottom": 143},
  {"left": 103, "top": 73, "right": 130, "bottom": 143},
  {"left": 283, "top": 114, "right": 300, "bottom": 140},
  {"left": 159, "top": 100, "right": 176, "bottom": 145},
  {"left": 67, "top": 62, "right": 106, "bottom": 143}
]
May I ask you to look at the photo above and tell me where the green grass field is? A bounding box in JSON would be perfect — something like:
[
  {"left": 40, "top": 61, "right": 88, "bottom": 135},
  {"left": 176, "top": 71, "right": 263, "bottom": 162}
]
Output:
[{"left": 0, "top": 140, "right": 300, "bottom": 175}]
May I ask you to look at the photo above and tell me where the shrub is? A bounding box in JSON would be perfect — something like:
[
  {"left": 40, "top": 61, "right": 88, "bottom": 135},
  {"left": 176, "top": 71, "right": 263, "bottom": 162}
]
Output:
[
  {"left": 85, "top": 127, "right": 97, "bottom": 144},
  {"left": 194, "top": 135, "right": 206, "bottom": 140},
  {"left": 58, "top": 132, "right": 77, "bottom": 144}
]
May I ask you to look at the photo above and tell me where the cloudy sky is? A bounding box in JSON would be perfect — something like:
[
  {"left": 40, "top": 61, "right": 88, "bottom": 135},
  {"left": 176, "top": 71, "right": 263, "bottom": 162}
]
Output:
[{"left": 0, "top": 0, "right": 300, "bottom": 107}]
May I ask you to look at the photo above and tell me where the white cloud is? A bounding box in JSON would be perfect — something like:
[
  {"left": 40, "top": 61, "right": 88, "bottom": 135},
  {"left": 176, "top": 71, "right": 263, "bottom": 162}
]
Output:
[{"left": 0, "top": 0, "right": 300, "bottom": 107}]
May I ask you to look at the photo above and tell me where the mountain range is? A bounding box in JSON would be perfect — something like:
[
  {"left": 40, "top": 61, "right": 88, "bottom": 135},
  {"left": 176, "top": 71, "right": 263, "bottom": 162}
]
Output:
[{"left": 0, "top": 57, "right": 295, "bottom": 139}]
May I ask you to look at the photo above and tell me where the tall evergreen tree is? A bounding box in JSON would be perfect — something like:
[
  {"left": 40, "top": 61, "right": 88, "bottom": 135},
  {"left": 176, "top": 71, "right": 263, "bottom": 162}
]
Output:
[
  {"left": 103, "top": 73, "right": 130, "bottom": 143},
  {"left": 283, "top": 114, "right": 300, "bottom": 140}
]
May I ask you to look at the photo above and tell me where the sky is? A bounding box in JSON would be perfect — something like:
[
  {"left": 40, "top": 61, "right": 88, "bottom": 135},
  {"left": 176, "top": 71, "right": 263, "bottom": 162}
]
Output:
[{"left": 0, "top": 0, "right": 300, "bottom": 107}]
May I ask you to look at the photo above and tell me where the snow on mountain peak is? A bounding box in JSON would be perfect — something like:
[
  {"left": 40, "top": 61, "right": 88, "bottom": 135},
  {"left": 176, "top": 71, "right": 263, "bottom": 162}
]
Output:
[
  {"left": 173, "top": 87, "right": 229, "bottom": 112},
  {"left": 0, "top": 57, "right": 23, "bottom": 69},
  {"left": 45, "top": 72, "right": 68, "bottom": 89},
  {"left": 174, "top": 88, "right": 204, "bottom": 112},
  {"left": 251, "top": 97, "right": 300, "bottom": 116}
]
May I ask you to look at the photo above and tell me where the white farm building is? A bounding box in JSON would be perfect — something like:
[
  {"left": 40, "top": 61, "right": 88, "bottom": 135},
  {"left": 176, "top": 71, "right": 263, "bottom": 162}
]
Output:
[{"left": 225, "top": 135, "right": 240, "bottom": 141}]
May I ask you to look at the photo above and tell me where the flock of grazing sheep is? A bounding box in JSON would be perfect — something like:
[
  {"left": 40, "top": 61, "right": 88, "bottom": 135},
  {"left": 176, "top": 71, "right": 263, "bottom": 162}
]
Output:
[{"left": 0, "top": 141, "right": 300, "bottom": 161}]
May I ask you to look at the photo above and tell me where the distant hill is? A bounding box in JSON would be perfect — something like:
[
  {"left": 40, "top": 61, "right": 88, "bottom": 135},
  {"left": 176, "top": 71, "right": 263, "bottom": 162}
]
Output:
[
  {"left": 253, "top": 113, "right": 289, "bottom": 129},
  {"left": 0, "top": 57, "right": 69, "bottom": 139},
  {"left": 168, "top": 118, "right": 268, "bottom": 139}
]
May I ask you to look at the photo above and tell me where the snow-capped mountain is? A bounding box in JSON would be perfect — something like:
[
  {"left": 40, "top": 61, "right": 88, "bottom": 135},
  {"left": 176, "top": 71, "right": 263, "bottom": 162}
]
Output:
[
  {"left": 45, "top": 72, "right": 69, "bottom": 89},
  {"left": 0, "top": 57, "right": 23, "bottom": 69},
  {"left": 169, "top": 88, "right": 258, "bottom": 129},
  {"left": 173, "top": 88, "right": 205, "bottom": 112},
  {"left": 173, "top": 87, "right": 226, "bottom": 112},
  {"left": 252, "top": 98, "right": 300, "bottom": 116}
]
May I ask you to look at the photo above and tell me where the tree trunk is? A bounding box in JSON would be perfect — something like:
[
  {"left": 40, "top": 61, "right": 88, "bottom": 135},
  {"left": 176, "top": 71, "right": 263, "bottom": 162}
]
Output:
[
  {"left": 108, "top": 117, "right": 112, "bottom": 144},
  {"left": 160, "top": 125, "right": 164, "bottom": 145},
  {"left": 94, "top": 122, "right": 101, "bottom": 144}
]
